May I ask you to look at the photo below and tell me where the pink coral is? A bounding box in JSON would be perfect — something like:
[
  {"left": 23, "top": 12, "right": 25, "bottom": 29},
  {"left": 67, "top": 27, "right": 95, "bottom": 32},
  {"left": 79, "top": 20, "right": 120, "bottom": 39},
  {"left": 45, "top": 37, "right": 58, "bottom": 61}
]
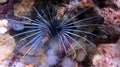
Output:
[{"left": 92, "top": 43, "right": 120, "bottom": 67}]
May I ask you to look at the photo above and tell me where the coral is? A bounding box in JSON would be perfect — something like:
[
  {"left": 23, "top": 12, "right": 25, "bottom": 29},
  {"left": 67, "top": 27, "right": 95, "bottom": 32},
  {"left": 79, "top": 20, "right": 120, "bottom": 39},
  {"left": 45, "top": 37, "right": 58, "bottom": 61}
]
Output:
[
  {"left": 0, "top": 19, "right": 8, "bottom": 35},
  {"left": 64, "top": 0, "right": 80, "bottom": 9},
  {"left": 96, "top": 7, "right": 120, "bottom": 25},
  {"left": 0, "top": 34, "right": 15, "bottom": 62},
  {"left": 46, "top": 49, "right": 58, "bottom": 66},
  {"left": 67, "top": 42, "right": 87, "bottom": 62},
  {"left": 93, "top": 0, "right": 120, "bottom": 27},
  {"left": 0, "top": 60, "right": 10, "bottom": 67},
  {"left": 25, "top": 65, "right": 33, "bottom": 67},
  {"left": 64, "top": 0, "right": 94, "bottom": 10},
  {"left": 91, "top": 0, "right": 120, "bottom": 44},
  {"left": 0, "top": 27, "right": 7, "bottom": 35},
  {"left": 47, "top": 49, "right": 56, "bottom": 55},
  {"left": 11, "top": 62, "right": 24, "bottom": 67},
  {"left": 38, "top": 64, "right": 49, "bottom": 67},
  {"left": 22, "top": 56, "right": 36, "bottom": 65},
  {"left": 14, "top": 0, "right": 34, "bottom": 17},
  {"left": 62, "top": 58, "right": 76, "bottom": 67},
  {"left": 20, "top": 50, "right": 47, "bottom": 66},
  {"left": 0, "top": 0, "right": 17, "bottom": 17},
  {"left": 92, "top": 43, "right": 120, "bottom": 67},
  {"left": 112, "top": 0, "right": 120, "bottom": 8},
  {"left": 0, "top": 0, "right": 7, "bottom": 4}
]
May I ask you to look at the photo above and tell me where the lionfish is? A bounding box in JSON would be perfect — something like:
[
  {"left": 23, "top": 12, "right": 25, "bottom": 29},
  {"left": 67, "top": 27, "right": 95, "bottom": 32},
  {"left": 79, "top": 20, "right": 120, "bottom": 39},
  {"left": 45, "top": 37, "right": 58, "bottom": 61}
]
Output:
[{"left": 1, "top": 4, "right": 100, "bottom": 56}]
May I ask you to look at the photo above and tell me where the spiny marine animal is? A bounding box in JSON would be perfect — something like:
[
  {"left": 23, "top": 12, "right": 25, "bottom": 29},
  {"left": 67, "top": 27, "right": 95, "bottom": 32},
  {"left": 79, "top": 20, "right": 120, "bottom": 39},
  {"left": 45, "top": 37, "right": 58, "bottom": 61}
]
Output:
[{"left": 2, "top": 5, "right": 100, "bottom": 56}]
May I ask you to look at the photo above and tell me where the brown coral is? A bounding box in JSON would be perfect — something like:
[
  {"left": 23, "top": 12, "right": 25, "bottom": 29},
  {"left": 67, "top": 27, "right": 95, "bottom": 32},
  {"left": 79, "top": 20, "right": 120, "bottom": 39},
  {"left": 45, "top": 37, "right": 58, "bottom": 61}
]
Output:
[{"left": 14, "top": 0, "right": 34, "bottom": 17}]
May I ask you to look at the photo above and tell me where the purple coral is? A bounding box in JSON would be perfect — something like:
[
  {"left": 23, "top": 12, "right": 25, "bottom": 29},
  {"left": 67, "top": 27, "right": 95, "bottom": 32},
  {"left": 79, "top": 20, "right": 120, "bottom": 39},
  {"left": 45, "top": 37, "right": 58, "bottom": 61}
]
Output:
[{"left": 0, "top": 0, "right": 17, "bottom": 17}]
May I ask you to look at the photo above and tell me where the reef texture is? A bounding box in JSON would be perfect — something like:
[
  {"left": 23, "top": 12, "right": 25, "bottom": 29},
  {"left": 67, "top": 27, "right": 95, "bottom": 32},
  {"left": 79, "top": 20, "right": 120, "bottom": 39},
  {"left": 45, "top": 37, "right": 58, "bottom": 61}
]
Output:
[
  {"left": 92, "top": 43, "right": 120, "bottom": 67},
  {"left": 0, "top": 0, "right": 120, "bottom": 67}
]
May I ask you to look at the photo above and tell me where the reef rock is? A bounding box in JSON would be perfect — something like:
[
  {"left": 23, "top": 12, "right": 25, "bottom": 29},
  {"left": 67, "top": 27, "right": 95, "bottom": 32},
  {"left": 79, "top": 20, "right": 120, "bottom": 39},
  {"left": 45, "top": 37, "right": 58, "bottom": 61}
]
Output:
[
  {"left": 92, "top": 43, "right": 120, "bottom": 67},
  {"left": 0, "top": 34, "right": 15, "bottom": 63},
  {"left": 14, "top": 0, "right": 34, "bottom": 17},
  {"left": 0, "top": 0, "right": 7, "bottom": 4}
]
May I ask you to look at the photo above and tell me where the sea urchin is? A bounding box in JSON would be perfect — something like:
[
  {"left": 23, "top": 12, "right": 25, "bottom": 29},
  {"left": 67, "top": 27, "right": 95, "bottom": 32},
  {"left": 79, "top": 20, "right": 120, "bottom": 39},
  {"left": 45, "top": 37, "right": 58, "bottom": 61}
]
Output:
[{"left": 4, "top": 6, "right": 100, "bottom": 56}]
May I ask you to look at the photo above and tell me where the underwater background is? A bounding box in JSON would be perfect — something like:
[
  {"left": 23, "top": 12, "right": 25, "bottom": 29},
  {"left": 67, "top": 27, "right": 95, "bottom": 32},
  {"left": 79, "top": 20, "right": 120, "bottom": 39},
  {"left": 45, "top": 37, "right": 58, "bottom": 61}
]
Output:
[{"left": 0, "top": 0, "right": 120, "bottom": 67}]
